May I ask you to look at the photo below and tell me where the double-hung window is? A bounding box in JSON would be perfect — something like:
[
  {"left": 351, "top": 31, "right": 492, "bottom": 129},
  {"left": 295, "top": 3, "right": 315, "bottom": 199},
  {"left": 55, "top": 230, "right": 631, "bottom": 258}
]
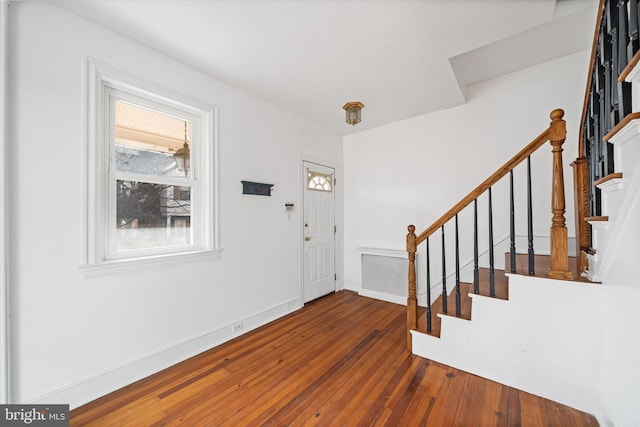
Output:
[{"left": 84, "top": 60, "right": 219, "bottom": 273}]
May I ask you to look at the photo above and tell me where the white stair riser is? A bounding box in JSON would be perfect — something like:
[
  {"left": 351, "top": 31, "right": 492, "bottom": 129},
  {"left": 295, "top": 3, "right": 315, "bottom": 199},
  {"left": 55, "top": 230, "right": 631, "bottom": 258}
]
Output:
[{"left": 411, "top": 274, "right": 602, "bottom": 415}]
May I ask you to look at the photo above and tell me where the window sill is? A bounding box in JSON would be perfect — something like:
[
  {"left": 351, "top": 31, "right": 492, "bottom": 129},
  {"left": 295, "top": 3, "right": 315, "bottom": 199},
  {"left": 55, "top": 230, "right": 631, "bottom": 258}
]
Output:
[{"left": 79, "top": 249, "right": 223, "bottom": 278}]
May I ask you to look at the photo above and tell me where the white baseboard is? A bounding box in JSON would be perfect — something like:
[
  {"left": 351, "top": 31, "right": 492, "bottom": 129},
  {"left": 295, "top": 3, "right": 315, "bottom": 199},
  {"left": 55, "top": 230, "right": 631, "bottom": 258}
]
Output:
[
  {"left": 358, "top": 288, "right": 405, "bottom": 306},
  {"left": 29, "top": 297, "right": 302, "bottom": 410}
]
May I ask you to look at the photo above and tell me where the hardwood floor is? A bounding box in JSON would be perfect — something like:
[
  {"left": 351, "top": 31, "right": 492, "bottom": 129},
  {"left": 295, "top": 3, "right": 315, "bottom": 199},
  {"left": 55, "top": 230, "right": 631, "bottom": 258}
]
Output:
[{"left": 71, "top": 291, "right": 598, "bottom": 426}]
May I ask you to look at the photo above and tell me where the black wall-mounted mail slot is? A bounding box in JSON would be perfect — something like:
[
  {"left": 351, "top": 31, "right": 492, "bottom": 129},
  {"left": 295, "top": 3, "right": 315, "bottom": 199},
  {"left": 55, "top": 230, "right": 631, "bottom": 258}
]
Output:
[{"left": 241, "top": 180, "right": 274, "bottom": 196}]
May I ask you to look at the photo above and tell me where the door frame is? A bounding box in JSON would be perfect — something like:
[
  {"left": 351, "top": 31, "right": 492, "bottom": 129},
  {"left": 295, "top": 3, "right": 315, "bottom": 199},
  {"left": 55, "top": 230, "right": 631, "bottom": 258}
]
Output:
[{"left": 299, "top": 156, "right": 339, "bottom": 304}]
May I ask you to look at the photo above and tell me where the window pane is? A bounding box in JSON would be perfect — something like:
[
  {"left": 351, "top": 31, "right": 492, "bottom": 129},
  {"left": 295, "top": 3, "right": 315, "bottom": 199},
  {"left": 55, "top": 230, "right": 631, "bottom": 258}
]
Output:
[
  {"left": 116, "top": 180, "right": 191, "bottom": 251},
  {"left": 307, "top": 171, "right": 332, "bottom": 192},
  {"left": 115, "top": 145, "right": 185, "bottom": 178},
  {"left": 115, "top": 101, "right": 190, "bottom": 178}
]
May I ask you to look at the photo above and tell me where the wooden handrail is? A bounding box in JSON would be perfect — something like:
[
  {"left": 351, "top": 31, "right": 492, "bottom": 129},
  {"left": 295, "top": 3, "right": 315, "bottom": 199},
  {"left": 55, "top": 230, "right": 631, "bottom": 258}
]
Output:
[
  {"left": 577, "top": 0, "right": 606, "bottom": 158},
  {"left": 414, "top": 110, "right": 565, "bottom": 246}
]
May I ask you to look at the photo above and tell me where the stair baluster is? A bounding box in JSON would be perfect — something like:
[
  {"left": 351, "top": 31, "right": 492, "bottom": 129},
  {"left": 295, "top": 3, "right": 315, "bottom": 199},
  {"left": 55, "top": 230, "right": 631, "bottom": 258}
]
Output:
[
  {"left": 527, "top": 155, "right": 535, "bottom": 275},
  {"left": 510, "top": 170, "right": 516, "bottom": 273},
  {"left": 488, "top": 187, "right": 495, "bottom": 297},
  {"left": 608, "top": 1, "right": 620, "bottom": 124},
  {"left": 441, "top": 225, "right": 447, "bottom": 314},
  {"left": 628, "top": 0, "right": 639, "bottom": 57},
  {"left": 473, "top": 199, "right": 479, "bottom": 294},
  {"left": 617, "top": 1, "right": 633, "bottom": 121},
  {"left": 426, "top": 237, "right": 432, "bottom": 333},
  {"left": 617, "top": 1, "right": 629, "bottom": 73},
  {"left": 455, "top": 214, "right": 461, "bottom": 317}
]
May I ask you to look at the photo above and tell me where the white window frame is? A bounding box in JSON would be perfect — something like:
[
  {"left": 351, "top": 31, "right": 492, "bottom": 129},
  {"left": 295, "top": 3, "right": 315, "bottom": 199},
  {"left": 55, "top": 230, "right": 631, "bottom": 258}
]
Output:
[{"left": 82, "top": 59, "right": 220, "bottom": 276}]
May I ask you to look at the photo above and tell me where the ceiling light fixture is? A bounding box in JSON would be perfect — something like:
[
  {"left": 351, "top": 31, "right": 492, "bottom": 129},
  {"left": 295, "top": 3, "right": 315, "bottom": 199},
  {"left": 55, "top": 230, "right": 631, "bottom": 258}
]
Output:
[
  {"left": 343, "top": 101, "right": 364, "bottom": 126},
  {"left": 173, "top": 120, "right": 190, "bottom": 175}
]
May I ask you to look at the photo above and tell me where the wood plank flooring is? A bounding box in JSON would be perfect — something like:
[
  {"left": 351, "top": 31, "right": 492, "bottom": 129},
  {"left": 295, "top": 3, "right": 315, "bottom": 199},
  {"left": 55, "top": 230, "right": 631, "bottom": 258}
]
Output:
[{"left": 71, "top": 291, "right": 598, "bottom": 426}]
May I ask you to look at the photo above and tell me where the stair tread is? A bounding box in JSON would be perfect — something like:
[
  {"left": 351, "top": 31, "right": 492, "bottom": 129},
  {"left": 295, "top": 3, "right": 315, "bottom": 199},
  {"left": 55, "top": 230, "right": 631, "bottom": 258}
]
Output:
[
  {"left": 417, "top": 267, "right": 508, "bottom": 338},
  {"left": 507, "top": 253, "right": 593, "bottom": 284},
  {"left": 416, "top": 253, "right": 592, "bottom": 339}
]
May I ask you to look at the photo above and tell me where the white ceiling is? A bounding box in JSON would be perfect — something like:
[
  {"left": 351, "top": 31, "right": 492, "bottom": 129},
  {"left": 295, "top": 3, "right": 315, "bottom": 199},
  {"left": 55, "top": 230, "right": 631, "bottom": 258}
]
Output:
[{"left": 52, "top": 0, "right": 598, "bottom": 136}]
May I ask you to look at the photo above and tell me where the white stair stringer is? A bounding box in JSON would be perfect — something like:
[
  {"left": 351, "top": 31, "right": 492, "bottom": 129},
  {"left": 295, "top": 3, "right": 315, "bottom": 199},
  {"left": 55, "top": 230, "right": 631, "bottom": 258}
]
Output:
[
  {"left": 588, "top": 114, "right": 640, "bottom": 281},
  {"left": 597, "top": 152, "right": 640, "bottom": 279},
  {"left": 411, "top": 274, "right": 603, "bottom": 416},
  {"left": 587, "top": 219, "right": 610, "bottom": 282}
]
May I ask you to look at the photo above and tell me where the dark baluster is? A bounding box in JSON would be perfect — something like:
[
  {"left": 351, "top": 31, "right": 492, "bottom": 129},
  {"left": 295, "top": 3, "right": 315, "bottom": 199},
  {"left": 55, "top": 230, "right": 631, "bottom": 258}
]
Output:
[
  {"left": 592, "top": 65, "right": 603, "bottom": 217},
  {"left": 606, "top": 140, "right": 615, "bottom": 177},
  {"left": 587, "top": 123, "right": 597, "bottom": 217},
  {"left": 603, "top": 58, "right": 615, "bottom": 174},
  {"left": 603, "top": 56, "right": 612, "bottom": 134},
  {"left": 455, "top": 214, "right": 461, "bottom": 317},
  {"left": 619, "top": 0, "right": 630, "bottom": 71},
  {"left": 488, "top": 187, "right": 495, "bottom": 297},
  {"left": 637, "top": 0, "right": 640, "bottom": 53},
  {"left": 473, "top": 198, "right": 479, "bottom": 294},
  {"left": 597, "top": 58, "right": 607, "bottom": 188},
  {"left": 608, "top": 1, "right": 621, "bottom": 124},
  {"left": 591, "top": 126, "right": 603, "bottom": 217},
  {"left": 441, "top": 225, "right": 447, "bottom": 314},
  {"left": 527, "top": 156, "right": 535, "bottom": 275},
  {"left": 586, "top": 103, "right": 596, "bottom": 217},
  {"left": 509, "top": 169, "right": 516, "bottom": 273},
  {"left": 619, "top": 0, "right": 633, "bottom": 120},
  {"left": 629, "top": 0, "right": 640, "bottom": 58},
  {"left": 426, "top": 237, "right": 432, "bottom": 333},
  {"left": 594, "top": 110, "right": 603, "bottom": 181},
  {"left": 586, "top": 85, "right": 595, "bottom": 217},
  {"left": 619, "top": 80, "right": 633, "bottom": 120},
  {"left": 619, "top": 81, "right": 633, "bottom": 119}
]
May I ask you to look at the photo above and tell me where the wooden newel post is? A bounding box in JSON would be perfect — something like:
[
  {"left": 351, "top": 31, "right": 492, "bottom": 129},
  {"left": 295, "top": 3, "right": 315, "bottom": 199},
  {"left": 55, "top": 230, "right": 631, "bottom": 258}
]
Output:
[
  {"left": 407, "top": 225, "right": 418, "bottom": 351},
  {"left": 547, "top": 109, "right": 574, "bottom": 280}
]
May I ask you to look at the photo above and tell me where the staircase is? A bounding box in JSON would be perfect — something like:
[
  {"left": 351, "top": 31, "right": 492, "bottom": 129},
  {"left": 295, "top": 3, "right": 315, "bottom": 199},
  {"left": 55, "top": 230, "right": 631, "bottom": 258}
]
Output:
[
  {"left": 404, "top": 108, "right": 604, "bottom": 413},
  {"left": 417, "top": 253, "right": 588, "bottom": 339},
  {"left": 416, "top": 257, "right": 509, "bottom": 339},
  {"left": 405, "top": 1, "right": 640, "bottom": 422}
]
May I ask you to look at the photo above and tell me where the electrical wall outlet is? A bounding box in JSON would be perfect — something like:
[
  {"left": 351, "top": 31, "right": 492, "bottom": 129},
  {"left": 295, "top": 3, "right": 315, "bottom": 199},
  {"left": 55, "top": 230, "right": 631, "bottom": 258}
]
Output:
[{"left": 231, "top": 322, "right": 243, "bottom": 333}]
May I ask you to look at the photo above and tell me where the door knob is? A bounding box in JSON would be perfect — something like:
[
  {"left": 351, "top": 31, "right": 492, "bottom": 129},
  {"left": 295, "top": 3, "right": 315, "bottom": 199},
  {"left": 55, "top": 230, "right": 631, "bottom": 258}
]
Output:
[{"left": 305, "top": 236, "right": 311, "bottom": 241}]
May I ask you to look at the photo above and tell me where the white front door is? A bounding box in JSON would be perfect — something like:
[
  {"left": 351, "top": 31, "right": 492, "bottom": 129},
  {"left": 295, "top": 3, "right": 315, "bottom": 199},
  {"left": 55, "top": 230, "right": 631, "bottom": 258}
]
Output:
[{"left": 303, "top": 162, "right": 335, "bottom": 303}]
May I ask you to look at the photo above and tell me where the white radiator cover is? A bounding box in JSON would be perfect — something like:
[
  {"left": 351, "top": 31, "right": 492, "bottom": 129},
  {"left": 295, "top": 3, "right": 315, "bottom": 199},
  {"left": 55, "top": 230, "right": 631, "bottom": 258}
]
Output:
[
  {"left": 362, "top": 254, "right": 407, "bottom": 297},
  {"left": 358, "top": 247, "right": 409, "bottom": 305}
]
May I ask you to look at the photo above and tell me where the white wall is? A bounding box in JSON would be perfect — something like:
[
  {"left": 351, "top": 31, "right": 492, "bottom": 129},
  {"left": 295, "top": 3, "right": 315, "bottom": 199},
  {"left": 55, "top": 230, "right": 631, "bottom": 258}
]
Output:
[
  {"left": 343, "top": 50, "right": 589, "bottom": 298},
  {"left": 7, "top": 2, "right": 342, "bottom": 408},
  {"left": 598, "top": 185, "right": 640, "bottom": 427}
]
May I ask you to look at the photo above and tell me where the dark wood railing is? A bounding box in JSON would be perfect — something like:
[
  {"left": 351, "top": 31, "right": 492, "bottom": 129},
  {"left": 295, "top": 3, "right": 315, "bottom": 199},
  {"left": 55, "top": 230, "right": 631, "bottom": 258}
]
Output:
[
  {"left": 574, "top": 0, "right": 638, "bottom": 274},
  {"left": 406, "top": 110, "right": 572, "bottom": 350}
]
